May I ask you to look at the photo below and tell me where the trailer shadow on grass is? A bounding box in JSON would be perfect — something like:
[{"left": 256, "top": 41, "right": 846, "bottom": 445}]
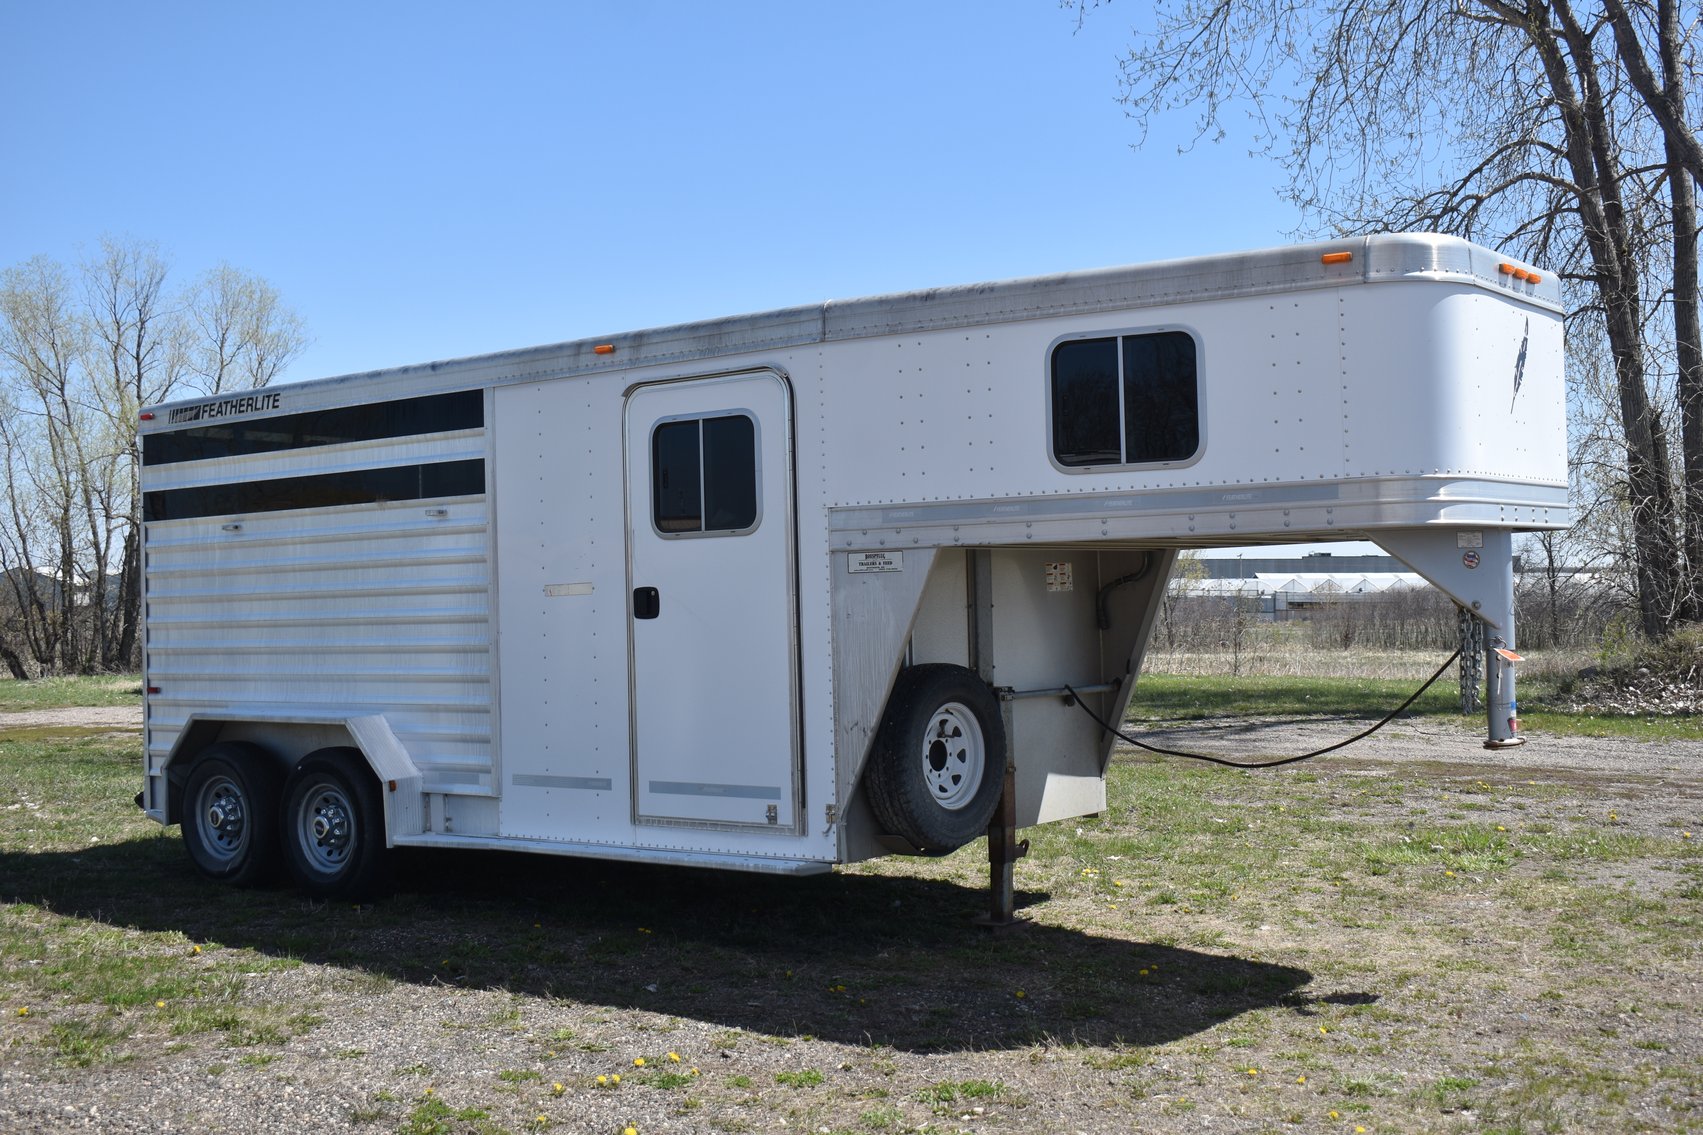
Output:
[{"left": 1, "top": 837, "right": 1332, "bottom": 1054}]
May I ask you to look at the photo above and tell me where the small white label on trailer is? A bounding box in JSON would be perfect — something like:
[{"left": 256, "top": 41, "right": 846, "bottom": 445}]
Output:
[
  {"left": 848, "top": 551, "right": 904, "bottom": 574},
  {"left": 542, "top": 582, "right": 595, "bottom": 597},
  {"left": 1457, "top": 531, "right": 1485, "bottom": 548}
]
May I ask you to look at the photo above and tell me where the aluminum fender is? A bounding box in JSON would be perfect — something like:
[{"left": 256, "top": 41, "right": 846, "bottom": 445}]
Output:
[
  {"left": 155, "top": 713, "right": 424, "bottom": 845},
  {"left": 345, "top": 715, "right": 426, "bottom": 846}
]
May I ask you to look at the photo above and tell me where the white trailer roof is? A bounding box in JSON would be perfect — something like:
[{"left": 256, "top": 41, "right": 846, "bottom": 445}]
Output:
[{"left": 142, "top": 232, "right": 1559, "bottom": 423}]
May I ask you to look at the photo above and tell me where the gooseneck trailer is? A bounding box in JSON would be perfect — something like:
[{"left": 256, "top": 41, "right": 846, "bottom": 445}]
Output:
[{"left": 137, "top": 234, "right": 1566, "bottom": 900}]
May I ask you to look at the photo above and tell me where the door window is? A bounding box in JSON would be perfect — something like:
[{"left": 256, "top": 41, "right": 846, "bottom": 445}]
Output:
[{"left": 650, "top": 412, "right": 759, "bottom": 535}]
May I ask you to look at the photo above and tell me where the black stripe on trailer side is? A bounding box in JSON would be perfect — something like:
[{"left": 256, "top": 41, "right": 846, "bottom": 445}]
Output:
[
  {"left": 142, "top": 390, "right": 484, "bottom": 466},
  {"left": 142, "top": 459, "right": 485, "bottom": 522}
]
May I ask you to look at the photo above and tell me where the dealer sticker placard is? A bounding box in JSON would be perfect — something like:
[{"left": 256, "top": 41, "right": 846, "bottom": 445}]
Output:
[{"left": 848, "top": 551, "right": 903, "bottom": 574}]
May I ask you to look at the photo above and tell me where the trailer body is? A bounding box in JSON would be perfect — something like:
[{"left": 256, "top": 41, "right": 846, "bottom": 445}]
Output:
[{"left": 138, "top": 234, "right": 1567, "bottom": 890}]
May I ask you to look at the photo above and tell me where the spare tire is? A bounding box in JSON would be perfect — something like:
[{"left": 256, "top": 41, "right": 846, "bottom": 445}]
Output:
[{"left": 864, "top": 663, "right": 1006, "bottom": 854}]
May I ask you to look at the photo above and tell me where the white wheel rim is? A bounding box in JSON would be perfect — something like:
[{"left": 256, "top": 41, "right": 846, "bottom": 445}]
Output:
[{"left": 919, "top": 701, "right": 985, "bottom": 810}]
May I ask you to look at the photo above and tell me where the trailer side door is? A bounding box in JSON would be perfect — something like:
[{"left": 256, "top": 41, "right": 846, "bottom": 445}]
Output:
[{"left": 624, "top": 370, "right": 800, "bottom": 830}]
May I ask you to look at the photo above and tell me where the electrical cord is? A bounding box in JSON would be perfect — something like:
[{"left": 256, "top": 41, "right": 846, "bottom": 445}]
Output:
[{"left": 1063, "top": 648, "right": 1463, "bottom": 769}]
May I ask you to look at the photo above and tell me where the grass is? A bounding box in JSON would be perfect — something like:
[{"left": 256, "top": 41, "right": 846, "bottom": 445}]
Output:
[
  {"left": 2, "top": 674, "right": 1699, "bottom": 1132},
  {"left": 0, "top": 672, "right": 142, "bottom": 710},
  {"left": 1132, "top": 671, "right": 1462, "bottom": 720}
]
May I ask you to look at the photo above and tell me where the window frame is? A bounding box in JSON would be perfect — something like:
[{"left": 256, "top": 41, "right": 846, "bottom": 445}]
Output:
[
  {"left": 646, "top": 408, "right": 764, "bottom": 539},
  {"left": 1044, "top": 324, "right": 1206, "bottom": 474}
]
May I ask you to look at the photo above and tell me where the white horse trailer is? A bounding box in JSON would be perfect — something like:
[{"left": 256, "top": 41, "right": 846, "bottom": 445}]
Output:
[{"left": 137, "top": 233, "right": 1566, "bottom": 902}]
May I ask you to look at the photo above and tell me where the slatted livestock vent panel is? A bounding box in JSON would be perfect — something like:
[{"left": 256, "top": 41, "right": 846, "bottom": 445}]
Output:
[{"left": 140, "top": 388, "right": 496, "bottom": 796}]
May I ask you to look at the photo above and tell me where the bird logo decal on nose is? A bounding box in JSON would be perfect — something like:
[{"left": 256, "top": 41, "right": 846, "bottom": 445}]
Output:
[{"left": 1511, "top": 317, "right": 1529, "bottom": 411}]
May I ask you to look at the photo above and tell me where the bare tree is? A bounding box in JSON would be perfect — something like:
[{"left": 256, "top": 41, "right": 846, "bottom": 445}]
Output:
[
  {"left": 184, "top": 263, "right": 308, "bottom": 396},
  {"left": 1070, "top": 0, "right": 1702, "bottom": 636},
  {"left": 0, "top": 238, "right": 307, "bottom": 675}
]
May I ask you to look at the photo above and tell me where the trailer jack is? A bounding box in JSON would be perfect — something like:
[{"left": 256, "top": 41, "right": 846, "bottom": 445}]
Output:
[
  {"left": 973, "top": 760, "right": 1029, "bottom": 928},
  {"left": 1373, "top": 527, "right": 1525, "bottom": 750}
]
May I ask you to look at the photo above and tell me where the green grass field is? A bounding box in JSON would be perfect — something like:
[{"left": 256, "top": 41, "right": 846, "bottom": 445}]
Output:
[{"left": 0, "top": 673, "right": 143, "bottom": 711}]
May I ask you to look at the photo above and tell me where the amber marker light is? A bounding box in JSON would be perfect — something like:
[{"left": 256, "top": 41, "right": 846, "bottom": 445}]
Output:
[
  {"left": 1320, "top": 251, "right": 1352, "bottom": 264},
  {"left": 1499, "top": 263, "right": 1515, "bottom": 274},
  {"left": 1528, "top": 272, "right": 1543, "bottom": 284},
  {"left": 593, "top": 343, "right": 616, "bottom": 355}
]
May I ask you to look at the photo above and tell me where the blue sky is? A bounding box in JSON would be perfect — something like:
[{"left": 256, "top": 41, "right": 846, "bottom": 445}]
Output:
[{"left": 1, "top": 1, "right": 1366, "bottom": 555}]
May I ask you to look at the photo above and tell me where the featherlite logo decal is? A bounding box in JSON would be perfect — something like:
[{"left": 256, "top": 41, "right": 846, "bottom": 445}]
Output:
[{"left": 165, "top": 391, "right": 282, "bottom": 425}]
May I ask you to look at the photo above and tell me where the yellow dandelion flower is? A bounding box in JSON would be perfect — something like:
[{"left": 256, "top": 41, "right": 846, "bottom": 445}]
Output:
[
  {"left": 424, "top": 1087, "right": 435, "bottom": 1096},
  {"left": 16, "top": 1007, "right": 28, "bottom": 1017},
  {"left": 633, "top": 1057, "right": 646, "bottom": 1067},
  {"left": 1496, "top": 825, "right": 1507, "bottom": 831},
  {"left": 1356, "top": 1128, "right": 1367, "bottom": 1134},
  {"left": 624, "top": 1127, "right": 638, "bottom": 1135},
  {"left": 1014, "top": 990, "right": 1026, "bottom": 999},
  {"left": 1139, "top": 969, "right": 1149, "bottom": 977},
  {"left": 690, "top": 1068, "right": 700, "bottom": 1076},
  {"left": 155, "top": 1000, "right": 166, "bottom": 1009},
  {"left": 535, "top": 1116, "right": 547, "bottom": 1125},
  {"left": 1683, "top": 832, "right": 1693, "bottom": 839},
  {"left": 611, "top": 1073, "right": 620, "bottom": 1084},
  {"left": 1328, "top": 1110, "right": 1338, "bottom": 1119},
  {"left": 637, "top": 927, "right": 651, "bottom": 934},
  {"left": 1320, "top": 1026, "right": 1329, "bottom": 1035},
  {"left": 1246, "top": 1068, "right": 1258, "bottom": 1076},
  {"left": 1444, "top": 870, "right": 1455, "bottom": 877},
  {"left": 191, "top": 945, "right": 202, "bottom": 955},
  {"left": 1296, "top": 1075, "right": 1306, "bottom": 1084},
  {"left": 551, "top": 1082, "right": 564, "bottom": 1096},
  {"left": 667, "top": 1052, "right": 680, "bottom": 1063},
  {"left": 596, "top": 1075, "right": 608, "bottom": 1086}
]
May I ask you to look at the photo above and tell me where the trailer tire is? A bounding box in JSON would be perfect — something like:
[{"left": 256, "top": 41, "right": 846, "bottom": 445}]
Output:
[
  {"left": 180, "top": 742, "right": 283, "bottom": 886},
  {"left": 280, "top": 748, "right": 391, "bottom": 900},
  {"left": 865, "top": 664, "right": 1006, "bottom": 854}
]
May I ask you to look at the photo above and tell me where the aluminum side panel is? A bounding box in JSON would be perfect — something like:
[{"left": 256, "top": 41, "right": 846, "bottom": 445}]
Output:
[{"left": 493, "top": 377, "right": 634, "bottom": 840}]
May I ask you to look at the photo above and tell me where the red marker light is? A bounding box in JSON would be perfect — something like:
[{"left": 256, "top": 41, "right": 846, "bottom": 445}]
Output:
[{"left": 140, "top": 412, "right": 155, "bottom": 421}]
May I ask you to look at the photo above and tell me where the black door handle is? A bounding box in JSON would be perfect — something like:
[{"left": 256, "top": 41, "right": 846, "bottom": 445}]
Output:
[{"left": 633, "top": 586, "right": 660, "bottom": 619}]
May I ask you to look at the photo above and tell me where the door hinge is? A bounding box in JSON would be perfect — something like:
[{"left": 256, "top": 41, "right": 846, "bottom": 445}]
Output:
[{"left": 766, "top": 803, "right": 778, "bottom": 825}]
